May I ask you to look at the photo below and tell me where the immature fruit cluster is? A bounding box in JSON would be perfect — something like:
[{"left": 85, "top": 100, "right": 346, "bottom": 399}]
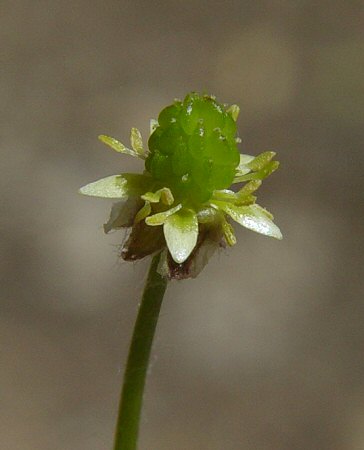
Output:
[
  {"left": 145, "top": 93, "right": 240, "bottom": 203},
  {"left": 80, "top": 92, "right": 282, "bottom": 275}
]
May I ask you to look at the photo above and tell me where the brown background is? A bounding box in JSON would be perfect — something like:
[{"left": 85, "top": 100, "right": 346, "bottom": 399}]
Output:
[{"left": 1, "top": 1, "right": 364, "bottom": 449}]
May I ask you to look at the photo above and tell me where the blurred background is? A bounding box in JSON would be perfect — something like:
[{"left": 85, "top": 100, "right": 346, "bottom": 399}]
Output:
[{"left": 1, "top": 1, "right": 364, "bottom": 449}]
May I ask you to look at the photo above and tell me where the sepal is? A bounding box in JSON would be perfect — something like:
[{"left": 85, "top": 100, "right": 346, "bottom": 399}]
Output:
[
  {"left": 79, "top": 173, "right": 153, "bottom": 198},
  {"left": 121, "top": 221, "right": 165, "bottom": 261},
  {"left": 212, "top": 201, "right": 282, "bottom": 240},
  {"left": 79, "top": 175, "right": 129, "bottom": 198},
  {"left": 157, "top": 225, "right": 224, "bottom": 279},
  {"left": 104, "top": 198, "right": 142, "bottom": 233},
  {"left": 163, "top": 208, "right": 198, "bottom": 263}
]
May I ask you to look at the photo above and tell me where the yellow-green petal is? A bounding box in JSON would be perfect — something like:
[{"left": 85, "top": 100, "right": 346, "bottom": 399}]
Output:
[
  {"left": 134, "top": 201, "right": 152, "bottom": 223},
  {"left": 163, "top": 208, "right": 198, "bottom": 263},
  {"left": 221, "top": 217, "right": 237, "bottom": 246},
  {"left": 212, "top": 189, "right": 238, "bottom": 202},
  {"left": 141, "top": 188, "right": 174, "bottom": 206},
  {"left": 98, "top": 134, "right": 141, "bottom": 158},
  {"left": 226, "top": 104, "right": 240, "bottom": 121},
  {"left": 233, "top": 161, "right": 279, "bottom": 184},
  {"left": 237, "top": 180, "right": 262, "bottom": 196},
  {"left": 130, "top": 127, "right": 146, "bottom": 158},
  {"left": 246, "top": 151, "right": 276, "bottom": 171},
  {"left": 145, "top": 204, "right": 182, "bottom": 226},
  {"left": 235, "top": 194, "right": 257, "bottom": 206},
  {"left": 212, "top": 189, "right": 256, "bottom": 207}
]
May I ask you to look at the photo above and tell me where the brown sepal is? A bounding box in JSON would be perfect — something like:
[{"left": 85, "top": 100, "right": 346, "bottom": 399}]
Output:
[{"left": 121, "top": 221, "right": 166, "bottom": 261}]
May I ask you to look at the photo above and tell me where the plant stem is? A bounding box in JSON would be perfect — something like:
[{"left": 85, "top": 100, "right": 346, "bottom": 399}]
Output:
[{"left": 113, "top": 252, "right": 168, "bottom": 450}]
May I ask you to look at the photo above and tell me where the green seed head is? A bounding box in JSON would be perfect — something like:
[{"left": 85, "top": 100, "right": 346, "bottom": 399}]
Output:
[
  {"left": 80, "top": 91, "right": 282, "bottom": 276},
  {"left": 145, "top": 93, "right": 240, "bottom": 203}
]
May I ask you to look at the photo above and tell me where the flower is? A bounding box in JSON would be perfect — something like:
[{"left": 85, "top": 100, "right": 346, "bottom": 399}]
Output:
[{"left": 80, "top": 93, "right": 282, "bottom": 279}]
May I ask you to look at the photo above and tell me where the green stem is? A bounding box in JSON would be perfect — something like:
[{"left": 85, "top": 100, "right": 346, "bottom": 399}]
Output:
[{"left": 113, "top": 252, "right": 168, "bottom": 450}]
